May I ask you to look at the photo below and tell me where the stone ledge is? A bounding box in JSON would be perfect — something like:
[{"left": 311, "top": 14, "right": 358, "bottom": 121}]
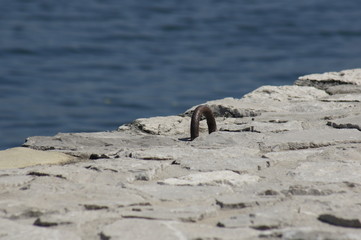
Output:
[{"left": 1, "top": 68, "right": 361, "bottom": 239}]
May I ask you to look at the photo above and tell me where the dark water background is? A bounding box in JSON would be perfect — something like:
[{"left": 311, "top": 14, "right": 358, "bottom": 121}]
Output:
[{"left": 1, "top": 0, "right": 361, "bottom": 149}]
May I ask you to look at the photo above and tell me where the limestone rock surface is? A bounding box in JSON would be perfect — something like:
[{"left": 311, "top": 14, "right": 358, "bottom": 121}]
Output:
[
  {"left": 1, "top": 68, "right": 361, "bottom": 239},
  {"left": 296, "top": 68, "right": 361, "bottom": 89}
]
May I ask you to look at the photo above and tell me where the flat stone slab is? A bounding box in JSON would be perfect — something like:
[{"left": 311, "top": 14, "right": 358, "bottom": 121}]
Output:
[
  {"left": 132, "top": 184, "right": 232, "bottom": 202},
  {"left": 242, "top": 85, "right": 329, "bottom": 102},
  {"left": 296, "top": 68, "right": 361, "bottom": 89},
  {"left": 0, "top": 218, "right": 81, "bottom": 240},
  {"left": 24, "top": 132, "right": 180, "bottom": 157},
  {"left": 261, "top": 129, "right": 361, "bottom": 152},
  {"left": 0, "top": 147, "right": 76, "bottom": 169},
  {"left": 291, "top": 160, "right": 361, "bottom": 183},
  {"left": 121, "top": 204, "right": 218, "bottom": 222},
  {"left": 264, "top": 148, "right": 323, "bottom": 163},
  {"left": 101, "top": 219, "right": 260, "bottom": 240},
  {"left": 215, "top": 193, "right": 274, "bottom": 209},
  {"left": 322, "top": 93, "right": 361, "bottom": 102},
  {"left": 264, "top": 227, "right": 361, "bottom": 240},
  {"left": 220, "top": 119, "right": 304, "bottom": 133},
  {"left": 100, "top": 219, "right": 186, "bottom": 240},
  {"left": 159, "top": 171, "right": 260, "bottom": 187},
  {"left": 326, "top": 85, "right": 361, "bottom": 95},
  {"left": 176, "top": 147, "right": 269, "bottom": 172},
  {"left": 120, "top": 115, "right": 189, "bottom": 136}
]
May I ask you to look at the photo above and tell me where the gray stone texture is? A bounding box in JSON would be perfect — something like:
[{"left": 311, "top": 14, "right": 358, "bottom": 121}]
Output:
[{"left": 1, "top": 68, "right": 361, "bottom": 239}]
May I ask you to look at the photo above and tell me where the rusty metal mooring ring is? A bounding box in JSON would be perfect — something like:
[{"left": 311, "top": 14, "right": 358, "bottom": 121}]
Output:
[{"left": 190, "top": 105, "right": 217, "bottom": 140}]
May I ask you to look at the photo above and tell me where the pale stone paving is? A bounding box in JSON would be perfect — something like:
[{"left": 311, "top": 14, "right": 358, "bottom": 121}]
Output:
[{"left": 1, "top": 69, "right": 361, "bottom": 239}]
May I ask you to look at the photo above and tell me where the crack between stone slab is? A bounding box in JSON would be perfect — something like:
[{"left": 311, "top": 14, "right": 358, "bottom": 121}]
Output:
[
  {"left": 318, "top": 214, "right": 361, "bottom": 228},
  {"left": 99, "top": 232, "right": 111, "bottom": 240},
  {"left": 27, "top": 171, "right": 66, "bottom": 180},
  {"left": 296, "top": 79, "right": 354, "bottom": 91},
  {"left": 33, "top": 217, "right": 72, "bottom": 227},
  {"left": 220, "top": 126, "right": 262, "bottom": 133},
  {"left": 327, "top": 122, "right": 361, "bottom": 131},
  {"left": 259, "top": 140, "right": 361, "bottom": 153},
  {"left": 83, "top": 204, "right": 109, "bottom": 211},
  {"left": 321, "top": 99, "right": 361, "bottom": 103}
]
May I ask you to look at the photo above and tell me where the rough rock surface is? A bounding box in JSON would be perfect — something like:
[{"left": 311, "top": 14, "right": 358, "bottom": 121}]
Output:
[
  {"left": 296, "top": 68, "right": 361, "bottom": 89},
  {"left": 0, "top": 147, "right": 76, "bottom": 169},
  {"left": 1, "top": 69, "right": 361, "bottom": 239}
]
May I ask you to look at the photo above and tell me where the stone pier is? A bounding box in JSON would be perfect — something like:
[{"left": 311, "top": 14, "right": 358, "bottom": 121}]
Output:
[{"left": 1, "top": 69, "right": 361, "bottom": 239}]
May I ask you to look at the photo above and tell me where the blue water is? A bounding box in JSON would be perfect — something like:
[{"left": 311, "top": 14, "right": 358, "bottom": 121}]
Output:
[{"left": 1, "top": 0, "right": 361, "bottom": 149}]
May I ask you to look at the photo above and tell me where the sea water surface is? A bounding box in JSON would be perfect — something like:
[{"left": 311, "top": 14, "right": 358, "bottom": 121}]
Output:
[{"left": 1, "top": 0, "right": 361, "bottom": 149}]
